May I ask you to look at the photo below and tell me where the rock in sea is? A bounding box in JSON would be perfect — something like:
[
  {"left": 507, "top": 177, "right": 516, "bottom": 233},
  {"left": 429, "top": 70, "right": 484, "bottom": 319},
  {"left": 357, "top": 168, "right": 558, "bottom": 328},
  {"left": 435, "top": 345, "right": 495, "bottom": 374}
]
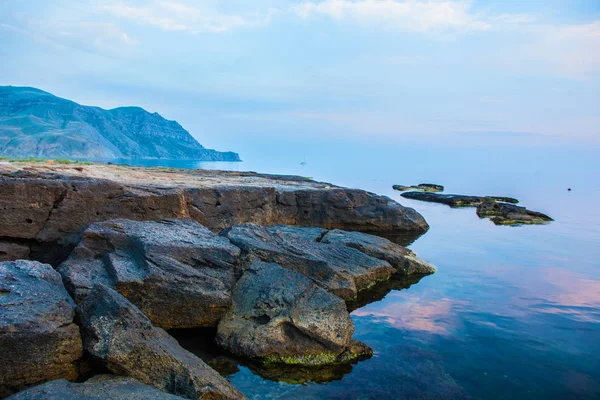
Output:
[
  {"left": 216, "top": 260, "right": 372, "bottom": 366},
  {"left": 476, "top": 200, "right": 553, "bottom": 226},
  {"left": 0, "top": 260, "right": 82, "bottom": 397}
]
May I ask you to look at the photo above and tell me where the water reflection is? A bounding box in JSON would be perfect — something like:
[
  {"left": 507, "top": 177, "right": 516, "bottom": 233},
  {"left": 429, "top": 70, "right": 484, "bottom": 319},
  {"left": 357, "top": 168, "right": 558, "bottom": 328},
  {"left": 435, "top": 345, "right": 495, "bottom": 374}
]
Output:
[{"left": 170, "top": 328, "right": 369, "bottom": 384}]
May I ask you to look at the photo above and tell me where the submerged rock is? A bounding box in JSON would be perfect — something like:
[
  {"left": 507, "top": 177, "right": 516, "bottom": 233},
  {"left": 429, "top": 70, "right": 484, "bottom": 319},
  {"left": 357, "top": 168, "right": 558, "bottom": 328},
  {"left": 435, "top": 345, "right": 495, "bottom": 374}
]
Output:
[
  {"left": 6, "top": 376, "right": 186, "bottom": 400},
  {"left": 320, "top": 229, "right": 435, "bottom": 276},
  {"left": 0, "top": 260, "right": 82, "bottom": 397},
  {"left": 476, "top": 201, "right": 553, "bottom": 226},
  {"left": 58, "top": 219, "right": 240, "bottom": 329},
  {"left": 401, "top": 191, "right": 519, "bottom": 207},
  {"left": 216, "top": 261, "right": 372, "bottom": 366},
  {"left": 77, "top": 284, "right": 245, "bottom": 400},
  {"left": 393, "top": 183, "right": 444, "bottom": 192},
  {"left": 221, "top": 224, "right": 396, "bottom": 301}
]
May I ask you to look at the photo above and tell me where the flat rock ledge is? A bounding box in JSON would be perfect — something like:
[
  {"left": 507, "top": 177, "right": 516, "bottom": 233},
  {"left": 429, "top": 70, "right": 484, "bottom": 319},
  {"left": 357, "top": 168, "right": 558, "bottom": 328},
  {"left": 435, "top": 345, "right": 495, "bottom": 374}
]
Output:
[
  {"left": 0, "top": 260, "right": 82, "bottom": 398},
  {"left": 6, "top": 376, "right": 187, "bottom": 400},
  {"left": 0, "top": 163, "right": 428, "bottom": 265},
  {"left": 216, "top": 261, "right": 372, "bottom": 366}
]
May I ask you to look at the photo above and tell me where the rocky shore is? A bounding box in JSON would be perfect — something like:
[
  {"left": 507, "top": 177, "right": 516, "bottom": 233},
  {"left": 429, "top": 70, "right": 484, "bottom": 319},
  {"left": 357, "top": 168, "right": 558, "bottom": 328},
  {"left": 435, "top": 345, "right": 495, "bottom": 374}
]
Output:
[
  {"left": 0, "top": 162, "right": 434, "bottom": 399},
  {"left": 0, "top": 163, "right": 428, "bottom": 265}
]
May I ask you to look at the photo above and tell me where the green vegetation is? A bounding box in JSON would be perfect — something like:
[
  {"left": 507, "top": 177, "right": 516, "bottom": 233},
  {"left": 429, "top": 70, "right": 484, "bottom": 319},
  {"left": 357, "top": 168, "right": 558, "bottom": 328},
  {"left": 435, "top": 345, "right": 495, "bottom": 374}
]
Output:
[{"left": 0, "top": 156, "right": 93, "bottom": 165}]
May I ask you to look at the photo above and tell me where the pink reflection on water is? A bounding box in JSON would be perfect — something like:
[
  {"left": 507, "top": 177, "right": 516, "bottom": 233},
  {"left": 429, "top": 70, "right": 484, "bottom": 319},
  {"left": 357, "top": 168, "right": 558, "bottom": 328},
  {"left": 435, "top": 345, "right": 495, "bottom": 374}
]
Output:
[{"left": 352, "top": 296, "right": 459, "bottom": 335}]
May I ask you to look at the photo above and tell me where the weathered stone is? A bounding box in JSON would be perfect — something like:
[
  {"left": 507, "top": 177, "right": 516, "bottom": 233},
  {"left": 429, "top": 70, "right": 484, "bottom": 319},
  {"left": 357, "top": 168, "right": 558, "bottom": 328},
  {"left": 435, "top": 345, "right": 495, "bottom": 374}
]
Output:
[
  {"left": 0, "top": 241, "right": 30, "bottom": 262},
  {"left": 221, "top": 224, "right": 396, "bottom": 301},
  {"left": 216, "top": 261, "right": 372, "bottom": 366},
  {"left": 401, "top": 191, "right": 519, "bottom": 207},
  {"left": 476, "top": 201, "right": 553, "bottom": 225},
  {"left": 393, "top": 183, "right": 444, "bottom": 192},
  {"left": 0, "top": 164, "right": 428, "bottom": 264},
  {"left": 320, "top": 229, "right": 435, "bottom": 276},
  {"left": 6, "top": 376, "right": 186, "bottom": 400},
  {"left": 58, "top": 219, "right": 240, "bottom": 329},
  {"left": 0, "top": 260, "right": 82, "bottom": 398},
  {"left": 77, "top": 284, "right": 245, "bottom": 400}
]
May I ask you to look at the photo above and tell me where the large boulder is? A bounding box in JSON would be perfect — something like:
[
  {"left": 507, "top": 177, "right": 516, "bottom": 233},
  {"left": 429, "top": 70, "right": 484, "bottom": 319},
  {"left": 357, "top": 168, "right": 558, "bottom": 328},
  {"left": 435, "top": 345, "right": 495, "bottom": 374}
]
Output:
[
  {"left": 221, "top": 224, "right": 396, "bottom": 301},
  {"left": 0, "top": 260, "right": 82, "bottom": 397},
  {"left": 320, "top": 230, "right": 435, "bottom": 276},
  {"left": 77, "top": 284, "right": 244, "bottom": 400},
  {"left": 6, "top": 376, "right": 186, "bottom": 400},
  {"left": 58, "top": 219, "right": 241, "bottom": 329},
  {"left": 216, "top": 261, "right": 371, "bottom": 366}
]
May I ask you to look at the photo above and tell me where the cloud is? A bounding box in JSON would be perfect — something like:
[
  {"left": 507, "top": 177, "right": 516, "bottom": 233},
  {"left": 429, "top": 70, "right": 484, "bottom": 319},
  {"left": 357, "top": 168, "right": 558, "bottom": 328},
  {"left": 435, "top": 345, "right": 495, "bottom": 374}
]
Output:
[
  {"left": 97, "top": 1, "right": 277, "bottom": 33},
  {"left": 294, "top": 0, "right": 493, "bottom": 34}
]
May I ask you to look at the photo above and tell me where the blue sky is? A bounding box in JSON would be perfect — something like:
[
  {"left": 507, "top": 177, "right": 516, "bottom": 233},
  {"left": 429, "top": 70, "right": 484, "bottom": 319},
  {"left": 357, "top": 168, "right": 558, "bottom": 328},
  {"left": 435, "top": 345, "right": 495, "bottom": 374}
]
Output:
[{"left": 1, "top": 0, "right": 599, "bottom": 150}]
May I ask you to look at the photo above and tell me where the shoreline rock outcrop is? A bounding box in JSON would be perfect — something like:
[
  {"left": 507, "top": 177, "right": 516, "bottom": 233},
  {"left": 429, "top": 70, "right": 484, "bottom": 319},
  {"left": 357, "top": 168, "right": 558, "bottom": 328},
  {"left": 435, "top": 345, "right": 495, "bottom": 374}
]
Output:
[
  {"left": 58, "top": 219, "right": 241, "bottom": 329},
  {"left": 0, "top": 163, "right": 429, "bottom": 265},
  {"left": 77, "top": 284, "right": 245, "bottom": 400},
  {"left": 216, "top": 261, "right": 372, "bottom": 366},
  {"left": 221, "top": 224, "right": 396, "bottom": 301},
  {"left": 320, "top": 229, "right": 435, "bottom": 276},
  {"left": 0, "top": 260, "right": 82, "bottom": 398}
]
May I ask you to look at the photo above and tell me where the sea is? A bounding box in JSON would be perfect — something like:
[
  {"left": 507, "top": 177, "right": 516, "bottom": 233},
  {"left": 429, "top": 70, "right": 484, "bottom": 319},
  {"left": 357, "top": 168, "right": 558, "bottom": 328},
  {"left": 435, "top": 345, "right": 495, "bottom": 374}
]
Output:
[{"left": 105, "top": 139, "right": 600, "bottom": 400}]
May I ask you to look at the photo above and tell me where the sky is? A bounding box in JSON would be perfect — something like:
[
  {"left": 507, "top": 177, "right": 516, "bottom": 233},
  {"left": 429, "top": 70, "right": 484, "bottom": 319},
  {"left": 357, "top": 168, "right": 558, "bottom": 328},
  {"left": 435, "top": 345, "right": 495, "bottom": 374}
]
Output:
[{"left": 1, "top": 0, "right": 599, "bottom": 152}]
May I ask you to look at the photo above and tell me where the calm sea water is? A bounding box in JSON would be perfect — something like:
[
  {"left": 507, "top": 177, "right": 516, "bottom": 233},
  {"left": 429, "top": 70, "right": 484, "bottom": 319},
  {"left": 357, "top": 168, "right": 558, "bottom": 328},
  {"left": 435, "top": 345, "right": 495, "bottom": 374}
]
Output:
[{"left": 111, "top": 140, "right": 600, "bottom": 400}]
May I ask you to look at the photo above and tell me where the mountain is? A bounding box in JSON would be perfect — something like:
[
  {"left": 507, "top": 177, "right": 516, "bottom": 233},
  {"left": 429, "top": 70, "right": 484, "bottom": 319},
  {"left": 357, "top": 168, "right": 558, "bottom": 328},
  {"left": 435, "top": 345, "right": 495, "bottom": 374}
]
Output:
[{"left": 0, "top": 86, "right": 240, "bottom": 161}]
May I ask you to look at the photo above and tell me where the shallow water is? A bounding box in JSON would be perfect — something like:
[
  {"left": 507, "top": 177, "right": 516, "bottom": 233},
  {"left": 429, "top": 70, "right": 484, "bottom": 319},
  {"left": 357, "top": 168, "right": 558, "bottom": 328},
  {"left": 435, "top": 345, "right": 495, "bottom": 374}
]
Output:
[{"left": 110, "top": 140, "right": 600, "bottom": 399}]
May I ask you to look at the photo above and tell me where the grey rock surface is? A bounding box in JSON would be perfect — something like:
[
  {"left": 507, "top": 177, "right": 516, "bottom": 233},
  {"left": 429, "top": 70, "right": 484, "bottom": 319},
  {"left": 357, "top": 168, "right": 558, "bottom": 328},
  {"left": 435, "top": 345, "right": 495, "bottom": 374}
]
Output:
[
  {"left": 77, "top": 284, "right": 245, "bottom": 400},
  {"left": 0, "top": 260, "right": 82, "bottom": 397},
  {"left": 216, "top": 260, "right": 371, "bottom": 366},
  {"left": 6, "top": 376, "right": 187, "bottom": 400},
  {"left": 58, "top": 219, "right": 240, "bottom": 329},
  {"left": 221, "top": 224, "right": 396, "bottom": 301},
  {"left": 321, "top": 229, "right": 435, "bottom": 276}
]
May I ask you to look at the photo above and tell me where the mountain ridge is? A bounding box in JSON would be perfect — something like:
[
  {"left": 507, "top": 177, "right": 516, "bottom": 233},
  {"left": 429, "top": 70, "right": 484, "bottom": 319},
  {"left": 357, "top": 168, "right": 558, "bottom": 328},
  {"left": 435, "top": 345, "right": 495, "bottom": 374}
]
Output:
[{"left": 0, "top": 86, "right": 240, "bottom": 161}]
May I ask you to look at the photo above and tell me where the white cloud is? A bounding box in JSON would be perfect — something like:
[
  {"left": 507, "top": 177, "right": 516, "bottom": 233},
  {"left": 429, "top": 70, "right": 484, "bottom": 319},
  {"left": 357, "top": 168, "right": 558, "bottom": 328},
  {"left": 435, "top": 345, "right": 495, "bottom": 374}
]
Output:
[
  {"left": 294, "top": 0, "right": 492, "bottom": 34},
  {"left": 97, "top": 1, "right": 277, "bottom": 33}
]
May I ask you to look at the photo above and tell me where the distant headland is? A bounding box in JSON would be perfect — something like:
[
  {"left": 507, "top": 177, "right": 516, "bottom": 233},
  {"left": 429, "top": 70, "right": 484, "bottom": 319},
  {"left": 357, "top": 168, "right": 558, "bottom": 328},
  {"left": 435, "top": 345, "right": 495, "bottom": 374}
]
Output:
[{"left": 0, "top": 86, "right": 240, "bottom": 161}]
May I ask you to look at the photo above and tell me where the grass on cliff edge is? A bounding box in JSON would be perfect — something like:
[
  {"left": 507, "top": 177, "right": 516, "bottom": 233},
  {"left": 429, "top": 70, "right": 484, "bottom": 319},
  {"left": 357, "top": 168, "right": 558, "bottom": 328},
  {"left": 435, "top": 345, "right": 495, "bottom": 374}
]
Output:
[{"left": 0, "top": 156, "right": 93, "bottom": 165}]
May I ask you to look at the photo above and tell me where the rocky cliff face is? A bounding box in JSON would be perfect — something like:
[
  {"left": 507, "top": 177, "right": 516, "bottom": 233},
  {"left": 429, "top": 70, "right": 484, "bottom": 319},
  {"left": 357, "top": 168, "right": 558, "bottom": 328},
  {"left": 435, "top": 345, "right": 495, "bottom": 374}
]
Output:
[
  {"left": 0, "top": 163, "right": 429, "bottom": 266},
  {"left": 0, "top": 86, "right": 240, "bottom": 161}
]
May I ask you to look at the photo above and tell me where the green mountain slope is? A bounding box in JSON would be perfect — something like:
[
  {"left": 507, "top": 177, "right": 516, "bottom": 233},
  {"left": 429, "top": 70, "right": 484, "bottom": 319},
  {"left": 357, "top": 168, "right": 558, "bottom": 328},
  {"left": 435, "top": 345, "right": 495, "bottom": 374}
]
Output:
[{"left": 0, "top": 86, "right": 240, "bottom": 161}]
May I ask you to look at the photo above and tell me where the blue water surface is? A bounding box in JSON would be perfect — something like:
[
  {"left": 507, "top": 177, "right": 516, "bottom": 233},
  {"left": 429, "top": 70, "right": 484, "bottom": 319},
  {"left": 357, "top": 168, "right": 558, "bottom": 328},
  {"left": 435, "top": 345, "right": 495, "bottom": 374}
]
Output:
[{"left": 110, "top": 140, "right": 600, "bottom": 399}]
